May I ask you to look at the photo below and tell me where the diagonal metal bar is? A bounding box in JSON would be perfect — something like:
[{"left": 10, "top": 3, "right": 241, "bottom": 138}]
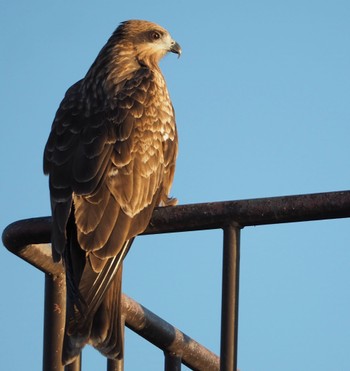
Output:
[{"left": 122, "top": 293, "right": 219, "bottom": 370}]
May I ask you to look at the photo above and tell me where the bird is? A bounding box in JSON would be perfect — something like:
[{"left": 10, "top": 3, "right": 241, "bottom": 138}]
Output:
[{"left": 43, "top": 19, "right": 181, "bottom": 365}]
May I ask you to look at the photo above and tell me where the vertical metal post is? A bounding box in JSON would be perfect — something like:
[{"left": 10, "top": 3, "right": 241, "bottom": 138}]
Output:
[
  {"left": 164, "top": 352, "right": 182, "bottom": 371},
  {"left": 220, "top": 225, "right": 240, "bottom": 371},
  {"left": 107, "top": 358, "right": 123, "bottom": 371},
  {"left": 43, "top": 273, "right": 66, "bottom": 371}
]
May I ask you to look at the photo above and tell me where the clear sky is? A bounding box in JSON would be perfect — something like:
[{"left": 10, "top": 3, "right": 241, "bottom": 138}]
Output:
[{"left": 1, "top": 1, "right": 350, "bottom": 370}]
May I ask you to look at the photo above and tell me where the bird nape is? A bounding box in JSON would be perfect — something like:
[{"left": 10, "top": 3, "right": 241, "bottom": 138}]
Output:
[{"left": 43, "top": 19, "right": 181, "bottom": 365}]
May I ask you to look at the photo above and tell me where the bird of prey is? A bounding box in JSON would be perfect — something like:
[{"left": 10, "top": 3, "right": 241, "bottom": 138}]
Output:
[{"left": 43, "top": 20, "right": 180, "bottom": 364}]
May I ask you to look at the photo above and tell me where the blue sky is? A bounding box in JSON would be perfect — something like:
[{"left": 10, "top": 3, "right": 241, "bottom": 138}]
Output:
[{"left": 1, "top": 1, "right": 350, "bottom": 370}]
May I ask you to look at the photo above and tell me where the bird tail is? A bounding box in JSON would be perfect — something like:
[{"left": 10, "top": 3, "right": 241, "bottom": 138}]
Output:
[
  {"left": 62, "top": 238, "right": 133, "bottom": 365},
  {"left": 62, "top": 267, "right": 124, "bottom": 365},
  {"left": 91, "top": 266, "right": 124, "bottom": 358}
]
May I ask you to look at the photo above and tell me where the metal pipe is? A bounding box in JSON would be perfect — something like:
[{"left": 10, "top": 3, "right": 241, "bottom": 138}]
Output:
[
  {"left": 107, "top": 358, "right": 123, "bottom": 371},
  {"left": 147, "top": 190, "right": 350, "bottom": 234},
  {"left": 164, "top": 352, "right": 182, "bottom": 371},
  {"left": 3, "top": 191, "right": 350, "bottom": 247},
  {"left": 43, "top": 273, "right": 66, "bottom": 371},
  {"left": 43, "top": 272, "right": 82, "bottom": 371},
  {"left": 220, "top": 225, "right": 240, "bottom": 371},
  {"left": 123, "top": 294, "right": 219, "bottom": 370}
]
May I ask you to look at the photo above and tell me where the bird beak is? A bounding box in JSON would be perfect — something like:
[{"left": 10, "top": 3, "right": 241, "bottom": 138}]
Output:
[{"left": 169, "top": 41, "right": 182, "bottom": 58}]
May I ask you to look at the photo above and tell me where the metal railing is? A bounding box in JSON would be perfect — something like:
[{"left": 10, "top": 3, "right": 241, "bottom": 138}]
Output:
[{"left": 3, "top": 190, "right": 350, "bottom": 371}]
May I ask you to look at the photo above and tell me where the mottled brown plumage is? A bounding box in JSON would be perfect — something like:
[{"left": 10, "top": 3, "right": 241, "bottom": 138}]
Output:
[{"left": 43, "top": 20, "right": 180, "bottom": 364}]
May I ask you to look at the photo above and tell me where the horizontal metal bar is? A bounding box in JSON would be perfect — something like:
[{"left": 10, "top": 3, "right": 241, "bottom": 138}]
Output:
[
  {"left": 146, "top": 190, "right": 350, "bottom": 233},
  {"left": 3, "top": 191, "right": 350, "bottom": 253}
]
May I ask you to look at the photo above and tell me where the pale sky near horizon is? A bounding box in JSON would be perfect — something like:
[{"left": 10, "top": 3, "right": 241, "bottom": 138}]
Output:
[{"left": 1, "top": 1, "right": 350, "bottom": 370}]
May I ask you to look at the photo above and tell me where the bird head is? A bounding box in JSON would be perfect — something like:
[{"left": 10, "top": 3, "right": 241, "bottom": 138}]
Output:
[{"left": 115, "top": 20, "right": 181, "bottom": 68}]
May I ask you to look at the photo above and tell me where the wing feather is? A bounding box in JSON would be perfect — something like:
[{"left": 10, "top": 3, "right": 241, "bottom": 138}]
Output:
[
  {"left": 44, "top": 63, "right": 178, "bottom": 361},
  {"left": 75, "top": 190, "right": 120, "bottom": 252}
]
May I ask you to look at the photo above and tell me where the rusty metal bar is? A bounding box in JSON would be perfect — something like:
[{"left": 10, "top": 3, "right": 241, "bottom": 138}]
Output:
[
  {"left": 107, "top": 358, "right": 123, "bottom": 371},
  {"left": 43, "top": 273, "right": 66, "bottom": 371},
  {"left": 3, "top": 192, "right": 350, "bottom": 249},
  {"left": 146, "top": 190, "right": 350, "bottom": 234},
  {"left": 43, "top": 271, "right": 82, "bottom": 371},
  {"left": 122, "top": 294, "right": 219, "bottom": 370},
  {"left": 164, "top": 352, "right": 182, "bottom": 371},
  {"left": 220, "top": 225, "right": 240, "bottom": 371}
]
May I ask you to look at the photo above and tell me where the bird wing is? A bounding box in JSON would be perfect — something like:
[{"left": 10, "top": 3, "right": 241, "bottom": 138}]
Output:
[{"left": 44, "top": 66, "right": 177, "bottom": 317}]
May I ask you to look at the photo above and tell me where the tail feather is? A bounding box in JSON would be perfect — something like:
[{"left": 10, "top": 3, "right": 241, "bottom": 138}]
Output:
[
  {"left": 83, "top": 238, "right": 133, "bottom": 320},
  {"left": 91, "top": 267, "right": 124, "bottom": 359},
  {"left": 62, "top": 267, "right": 125, "bottom": 365},
  {"left": 62, "top": 234, "right": 133, "bottom": 365}
]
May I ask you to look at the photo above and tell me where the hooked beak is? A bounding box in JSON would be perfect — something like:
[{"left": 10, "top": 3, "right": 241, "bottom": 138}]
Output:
[{"left": 169, "top": 40, "right": 182, "bottom": 57}]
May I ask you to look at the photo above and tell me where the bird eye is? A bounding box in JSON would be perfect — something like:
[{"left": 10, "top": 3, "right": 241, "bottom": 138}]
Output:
[{"left": 150, "top": 31, "right": 161, "bottom": 40}]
